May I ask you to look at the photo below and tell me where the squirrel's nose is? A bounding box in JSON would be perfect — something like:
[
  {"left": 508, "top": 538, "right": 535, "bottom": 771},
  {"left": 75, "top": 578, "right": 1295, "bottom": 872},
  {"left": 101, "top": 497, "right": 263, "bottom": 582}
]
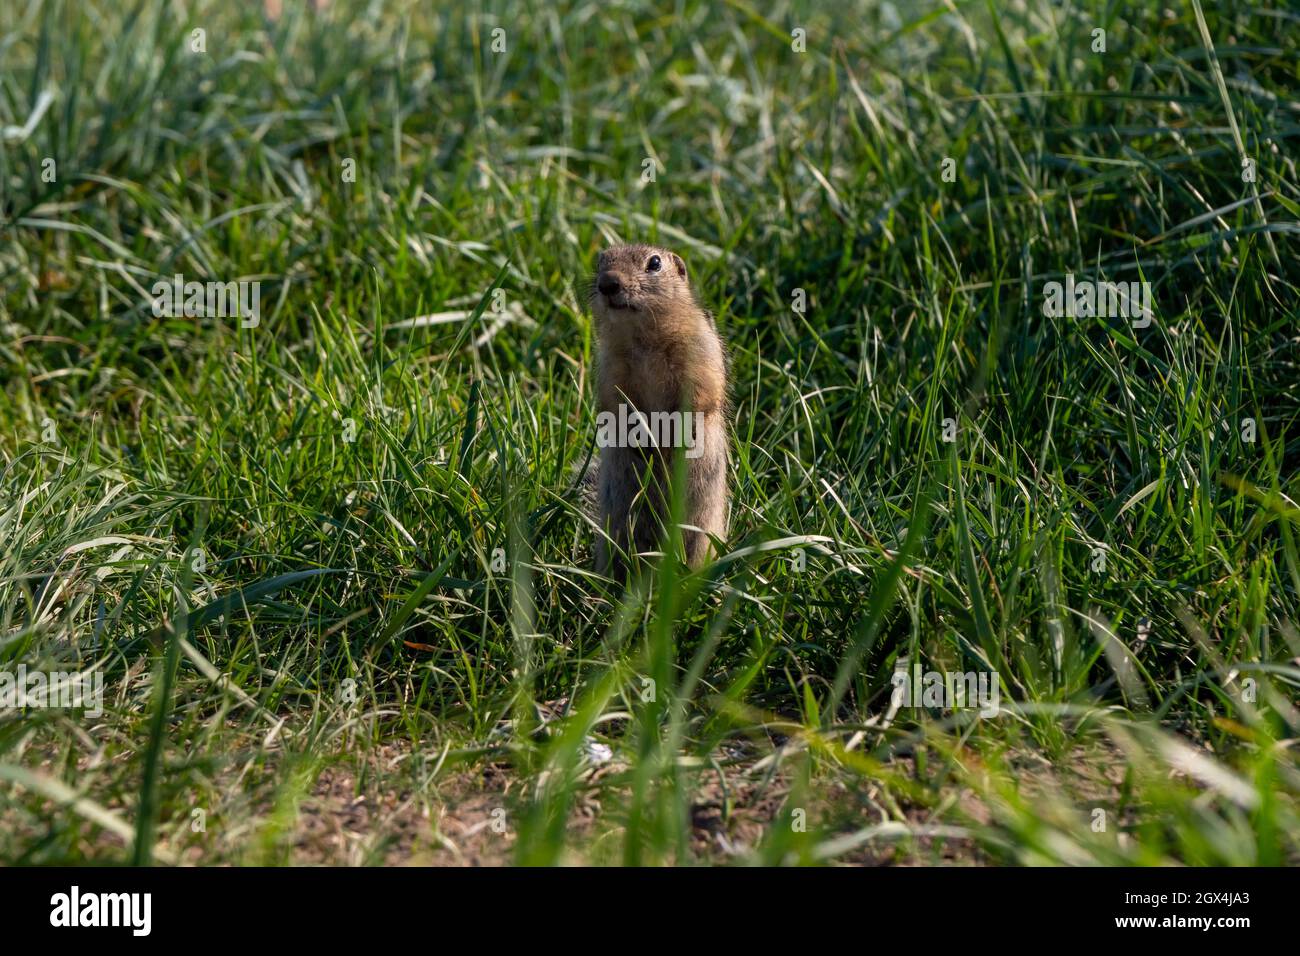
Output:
[{"left": 598, "top": 273, "right": 622, "bottom": 297}]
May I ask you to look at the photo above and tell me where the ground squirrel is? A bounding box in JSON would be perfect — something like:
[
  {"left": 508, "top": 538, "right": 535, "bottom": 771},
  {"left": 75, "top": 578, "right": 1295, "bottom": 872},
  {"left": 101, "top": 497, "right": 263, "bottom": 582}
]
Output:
[{"left": 588, "top": 243, "right": 730, "bottom": 574}]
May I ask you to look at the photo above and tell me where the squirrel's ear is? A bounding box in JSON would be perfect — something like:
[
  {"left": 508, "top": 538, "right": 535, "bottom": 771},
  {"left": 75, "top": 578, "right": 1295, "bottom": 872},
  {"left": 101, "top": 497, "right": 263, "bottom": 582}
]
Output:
[{"left": 670, "top": 252, "right": 686, "bottom": 277}]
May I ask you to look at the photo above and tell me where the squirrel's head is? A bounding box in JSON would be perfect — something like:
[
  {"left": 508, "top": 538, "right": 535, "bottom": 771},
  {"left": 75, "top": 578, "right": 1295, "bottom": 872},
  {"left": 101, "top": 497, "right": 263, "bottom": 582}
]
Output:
[{"left": 590, "top": 244, "right": 694, "bottom": 321}]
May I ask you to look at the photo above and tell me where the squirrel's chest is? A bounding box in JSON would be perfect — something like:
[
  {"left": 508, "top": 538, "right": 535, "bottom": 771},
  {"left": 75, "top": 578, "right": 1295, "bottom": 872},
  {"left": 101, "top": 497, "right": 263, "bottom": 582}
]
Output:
[{"left": 600, "top": 345, "right": 685, "bottom": 412}]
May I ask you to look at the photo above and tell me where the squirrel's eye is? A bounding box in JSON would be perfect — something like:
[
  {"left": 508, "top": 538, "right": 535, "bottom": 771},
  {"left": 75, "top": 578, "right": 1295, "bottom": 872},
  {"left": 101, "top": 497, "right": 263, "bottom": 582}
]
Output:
[{"left": 646, "top": 255, "right": 662, "bottom": 272}]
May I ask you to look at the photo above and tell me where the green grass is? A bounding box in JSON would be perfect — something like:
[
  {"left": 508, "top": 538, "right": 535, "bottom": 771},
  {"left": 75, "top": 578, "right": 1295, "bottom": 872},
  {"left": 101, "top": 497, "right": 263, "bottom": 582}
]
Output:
[{"left": 1, "top": 0, "right": 1298, "bottom": 866}]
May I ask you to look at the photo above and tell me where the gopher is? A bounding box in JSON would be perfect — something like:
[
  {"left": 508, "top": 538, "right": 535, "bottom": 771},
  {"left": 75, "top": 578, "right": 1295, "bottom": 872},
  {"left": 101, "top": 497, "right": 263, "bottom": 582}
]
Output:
[{"left": 587, "top": 243, "right": 730, "bottom": 574}]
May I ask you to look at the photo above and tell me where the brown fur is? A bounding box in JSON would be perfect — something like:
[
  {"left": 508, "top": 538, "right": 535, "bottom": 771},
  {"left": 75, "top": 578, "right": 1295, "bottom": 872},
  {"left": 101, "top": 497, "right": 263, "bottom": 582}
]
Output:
[{"left": 588, "top": 243, "right": 730, "bottom": 574}]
